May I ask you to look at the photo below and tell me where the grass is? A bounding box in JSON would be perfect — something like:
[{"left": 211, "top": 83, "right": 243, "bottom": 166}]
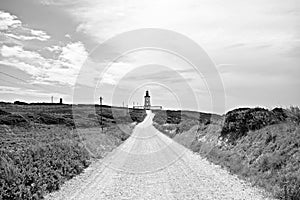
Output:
[
  {"left": 204, "top": 122, "right": 300, "bottom": 200},
  {"left": 0, "top": 125, "right": 90, "bottom": 199},
  {"left": 0, "top": 104, "right": 146, "bottom": 199},
  {"left": 155, "top": 106, "right": 300, "bottom": 200}
]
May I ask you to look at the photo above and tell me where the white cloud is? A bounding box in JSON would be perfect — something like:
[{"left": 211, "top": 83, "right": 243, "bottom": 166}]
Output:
[
  {"left": 0, "top": 86, "right": 65, "bottom": 97},
  {"left": 46, "top": 45, "right": 61, "bottom": 52},
  {"left": 65, "top": 34, "right": 71, "bottom": 39},
  {"left": 4, "top": 33, "right": 48, "bottom": 41},
  {"left": 30, "top": 29, "right": 50, "bottom": 41},
  {"left": 1, "top": 45, "right": 41, "bottom": 59},
  {"left": 0, "top": 10, "right": 50, "bottom": 41},
  {"left": 67, "top": 0, "right": 299, "bottom": 50},
  {"left": 0, "top": 42, "right": 88, "bottom": 85},
  {"left": 0, "top": 11, "right": 21, "bottom": 30},
  {"left": 59, "top": 42, "right": 88, "bottom": 69}
]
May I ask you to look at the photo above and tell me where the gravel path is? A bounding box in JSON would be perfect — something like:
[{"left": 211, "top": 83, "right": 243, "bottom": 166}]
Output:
[{"left": 45, "top": 111, "right": 275, "bottom": 200}]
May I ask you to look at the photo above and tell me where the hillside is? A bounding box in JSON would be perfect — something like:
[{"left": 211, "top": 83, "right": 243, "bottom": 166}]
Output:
[
  {"left": 0, "top": 104, "right": 146, "bottom": 199},
  {"left": 154, "top": 107, "right": 300, "bottom": 200}
]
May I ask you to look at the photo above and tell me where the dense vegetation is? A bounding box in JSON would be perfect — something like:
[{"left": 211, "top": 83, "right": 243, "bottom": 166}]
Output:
[
  {"left": 0, "top": 125, "right": 90, "bottom": 199},
  {"left": 155, "top": 107, "right": 300, "bottom": 200},
  {"left": 220, "top": 107, "right": 288, "bottom": 144},
  {"left": 211, "top": 107, "right": 300, "bottom": 200},
  {"left": 0, "top": 104, "right": 146, "bottom": 199},
  {"left": 153, "top": 110, "right": 216, "bottom": 138}
]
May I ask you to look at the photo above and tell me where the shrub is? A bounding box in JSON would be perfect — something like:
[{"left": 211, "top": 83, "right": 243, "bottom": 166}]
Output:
[
  {"left": 220, "top": 107, "right": 287, "bottom": 143},
  {"left": 288, "top": 106, "right": 300, "bottom": 125},
  {"left": 0, "top": 141, "right": 90, "bottom": 199},
  {"left": 13, "top": 101, "right": 28, "bottom": 105},
  {"left": 0, "top": 109, "right": 9, "bottom": 116},
  {"left": 129, "top": 109, "right": 146, "bottom": 123},
  {"left": 277, "top": 176, "right": 300, "bottom": 200},
  {"left": 0, "top": 113, "right": 29, "bottom": 126}
]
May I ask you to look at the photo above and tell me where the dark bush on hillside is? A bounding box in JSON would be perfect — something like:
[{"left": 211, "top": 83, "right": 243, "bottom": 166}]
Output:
[
  {"left": 288, "top": 106, "right": 300, "bottom": 125},
  {"left": 272, "top": 108, "right": 287, "bottom": 121},
  {"left": 129, "top": 109, "right": 146, "bottom": 123},
  {"left": 153, "top": 110, "right": 181, "bottom": 125},
  {"left": 95, "top": 107, "right": 114, "bottom": 119},
  {"left": 221, "top": 107, "right": 287, "bottom": 143},
  {"left": 13, "top": 101, "right": 28, "bottom": 105},
  {"left": 152, "top": 110, "right": 167, "bottom": 124},
  {"left": 198, "top": 113, "right": 212, "bottom": 125},
  {"left": 99, "top": 111, "right": 114, "bottom": 119},
  {"left": 34, "top": 113, "right": 74, "bottom": 127},
  {"left": 0, "top": 109, "right": 9, "bottom": 116},
  {"left": 0, "top": 113, "right": 29, "bottom": 126},
  {"left": 220, "top": 108, "right": 250, "bottom": 143},
  {"left": 166, "top": 110, "right": 181, "bottom": 124}
]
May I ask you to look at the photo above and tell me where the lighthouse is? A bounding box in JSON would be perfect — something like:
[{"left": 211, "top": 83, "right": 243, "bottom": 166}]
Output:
[
  {"left": 144, "top": 90, "right": 151, "bottom": 110},
  {"left": 132, "top": 90, "right": 162, "bottom": 110}
]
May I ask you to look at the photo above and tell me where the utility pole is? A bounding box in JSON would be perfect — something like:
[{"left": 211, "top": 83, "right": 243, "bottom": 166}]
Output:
[
  {"left": 197, "top": 113, "right": 201, "bottom": 132},
  {"left": 100, "top": 97, "right": 103, "bottom": 131},
  {"left": 51, "top": 96, "right": 53, "bottom": 104}
]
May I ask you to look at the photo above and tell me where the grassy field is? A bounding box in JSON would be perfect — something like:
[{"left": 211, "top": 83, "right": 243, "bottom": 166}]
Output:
[
  {"left": 2, "top": 104, "right": 299, "bottom": 199},
  {"left": 0, "top": 103, "right": 146, "bottom": 199},
  {"left": 154, "top": 107, "right": 300, "bottom": 200}
]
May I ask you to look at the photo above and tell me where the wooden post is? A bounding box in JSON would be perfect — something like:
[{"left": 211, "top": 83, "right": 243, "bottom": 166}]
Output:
[{"left": 100, "top": 97, "right": 103, "bottom": 131}]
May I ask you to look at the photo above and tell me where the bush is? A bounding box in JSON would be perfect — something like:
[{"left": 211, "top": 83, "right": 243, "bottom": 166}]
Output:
[
  {"left": 0, "top": 109, "right": 9, "bottom": 116},
  {"left": 220, "top": 107, "right": 287, "bottom": 143},
  {"left": 129, "top": 109, "right": 146, "bottom": 123},
  {"left": 33, "top": 113, "right": 74, "bottom": 127},
  {"left": 14, "top": 101, "right": 28, "bottom": 105},
  {"left": 0, "top": 141, "right": 90, "bottom": 199},
  {"left": 288, "top": 106, "right": 300, "bottom": 125},
  {"left": 0, "top": 113, "right": 29, "bottom": 126},
  {"left": 277, "top": 176, "right": 300, "bottom": 200}
]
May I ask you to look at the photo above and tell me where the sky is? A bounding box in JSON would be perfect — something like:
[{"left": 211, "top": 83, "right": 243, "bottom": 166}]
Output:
[{"left": 0, "top": 0, "right": 299, "bottom": 114}]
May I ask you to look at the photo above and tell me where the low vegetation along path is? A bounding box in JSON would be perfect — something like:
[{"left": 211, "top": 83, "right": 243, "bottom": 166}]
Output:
[{"left": 46, "top": 111, "right": 273, "bottom": 200}]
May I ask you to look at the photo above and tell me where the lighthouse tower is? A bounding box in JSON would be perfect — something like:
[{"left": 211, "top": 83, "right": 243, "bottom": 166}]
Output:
[{"left": 144, "top": 90, "right": 151, "bottom": 110}]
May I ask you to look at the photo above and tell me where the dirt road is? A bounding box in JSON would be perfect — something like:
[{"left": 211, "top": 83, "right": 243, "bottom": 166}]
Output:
[{"left": 46, "top": 110, "right": 274, "bottom": 200}]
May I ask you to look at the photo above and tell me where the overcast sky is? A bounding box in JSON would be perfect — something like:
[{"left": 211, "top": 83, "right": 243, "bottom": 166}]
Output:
[{"left": 0, "top": 0, "right": 299, "bottom": 113}]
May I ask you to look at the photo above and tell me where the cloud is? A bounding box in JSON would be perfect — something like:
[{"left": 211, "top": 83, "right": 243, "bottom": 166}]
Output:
[
  {"left": 59, "top": 42, "right": 88, "bottom": 69},
  {"left": 66, "top": 0, "right": 299, "bottom": 49},
  {"left": 225, "top": 43, "right": 246, "bottom": 49},
  {"left": 46, "top": 45, "right": 61, "bottom": 52},
  {"left": 65, "top": 34, "right": 71, "bottom": 39},
  {"left": 0, "top": 10, "right": 50, "bottom": 41},
  {"left": 30, "top": 29, "right": 50, "bottom": 41},
  {"left": 0, "top": 42, "right": 88, "bottom": 85},
  {"left": 1, "top": 45, "right": 41, "bottom": 58},
  {"left": 0, "top": 11, "right": 21, "bottom": 30},
  {"left": 0, "top": 86, "right": 65, "bottom": 97}
]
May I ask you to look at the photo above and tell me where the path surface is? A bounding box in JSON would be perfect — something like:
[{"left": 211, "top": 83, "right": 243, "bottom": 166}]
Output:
[{"left": 46, "top": 111, "right": 274, "bottom": 200}]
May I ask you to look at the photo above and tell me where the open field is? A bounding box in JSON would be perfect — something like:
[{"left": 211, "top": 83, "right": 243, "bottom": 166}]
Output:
[{"left": 0, "top": 103, "right": 145, "bottom": 199}]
